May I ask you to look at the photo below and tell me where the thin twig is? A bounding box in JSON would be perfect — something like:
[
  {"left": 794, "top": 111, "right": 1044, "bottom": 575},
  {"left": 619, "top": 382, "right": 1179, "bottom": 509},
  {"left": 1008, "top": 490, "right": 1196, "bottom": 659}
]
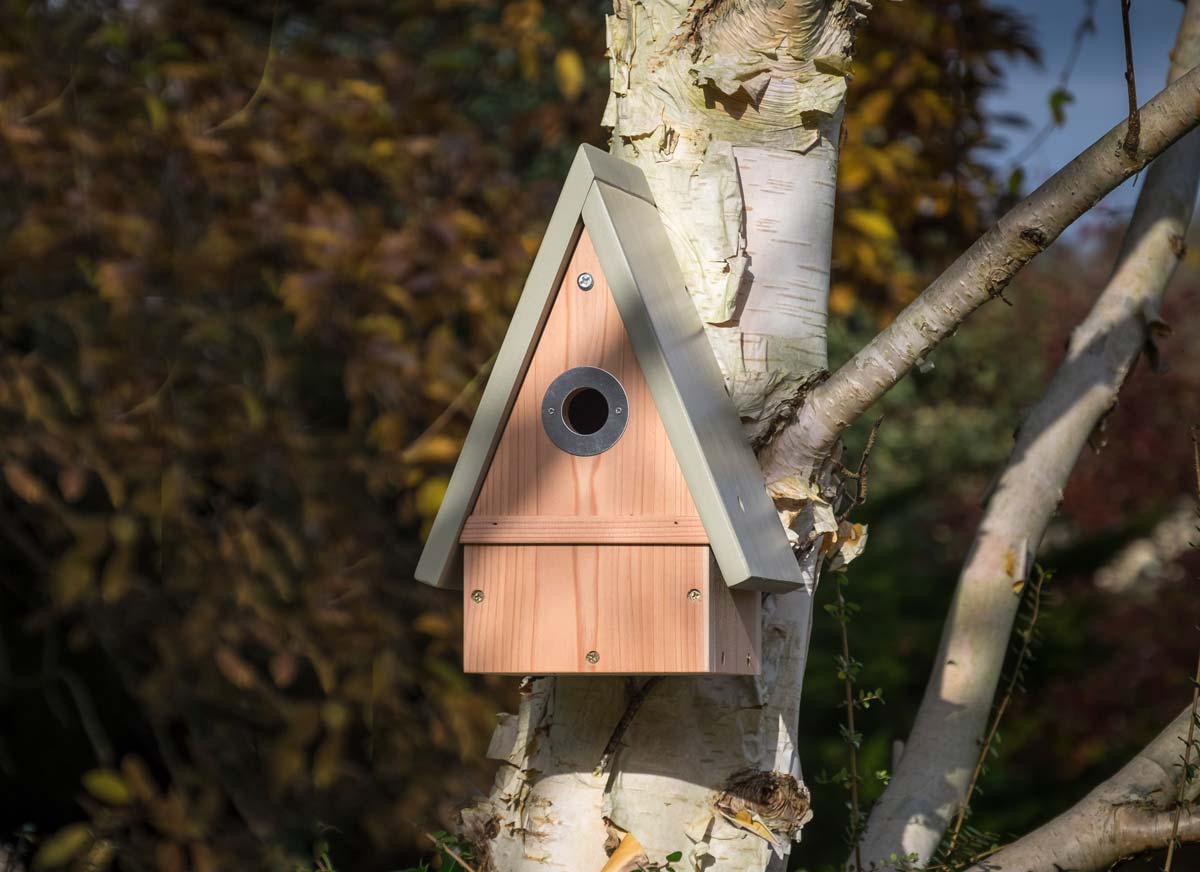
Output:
[
  {"left": 594, "top": 677, "right": 663, "bottom": 776},
  {"left": 837, "top": 576, "right": 864, "bottom": 872},
  {"left": 1008, "top": 0, "right": 1097, "bottom": 169},
  {"left": 1122, "top": 0, "right": 1142, "bottom": 157},
  {"left": 833, "top": 416, "right": 883, "bottom": 521},
  {"left": 853, "top": 416, "right": 883, "bottom": 508},
  {"left": 423, "top": 830, "right": 479, "bottom": 872},
  {"left": 401, "top": 353, "right": 495, "bottom": 462},
  {"left": 944, "top": 566, "right": 1048, "bottom": 860},
  {"left": 206, "top": 0, "right": 281, "bottom": 134}
]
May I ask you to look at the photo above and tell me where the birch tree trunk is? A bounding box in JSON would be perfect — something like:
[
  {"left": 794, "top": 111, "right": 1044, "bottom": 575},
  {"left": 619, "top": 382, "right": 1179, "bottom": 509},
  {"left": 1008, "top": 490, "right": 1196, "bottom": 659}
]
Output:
[{"left": 461, "top": 3, "right": 869, "bottom": 870}]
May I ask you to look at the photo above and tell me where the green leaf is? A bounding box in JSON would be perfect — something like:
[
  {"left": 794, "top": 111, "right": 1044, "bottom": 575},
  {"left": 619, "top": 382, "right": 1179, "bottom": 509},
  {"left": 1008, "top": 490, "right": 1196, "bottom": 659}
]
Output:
[
  {"left": 666, "top": 851, "right": 683, "bottom": 862},
  {"left": 1049, "top": 88, "right": 1074, "bottom": 125},
  {"left": 82, "top": 768, "right": 133, "bottom": 805},
  {"left": 1007, "top": 167, "right": 1025, "bottom": 196},
  {"left": 33, "top": 824, "right": 91, "bottom": 869}
]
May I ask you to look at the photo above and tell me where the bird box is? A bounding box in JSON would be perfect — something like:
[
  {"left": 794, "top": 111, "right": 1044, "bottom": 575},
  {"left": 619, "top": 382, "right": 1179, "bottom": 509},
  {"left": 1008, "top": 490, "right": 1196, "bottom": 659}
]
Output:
[{"left": 415, "top": 145, "right": 804, "bottom": 675}]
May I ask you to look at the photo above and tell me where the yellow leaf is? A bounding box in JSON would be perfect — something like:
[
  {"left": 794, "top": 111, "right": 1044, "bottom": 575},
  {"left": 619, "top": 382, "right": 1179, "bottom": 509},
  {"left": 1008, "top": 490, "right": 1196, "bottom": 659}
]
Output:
[
  {"left": 144, "top": 94, "right": 169, "bottom": 132},
  {"left": 53, "top": 556, "right": 93, "bottom": 607},
  {"left": 312, "top": 734, "right": 343, "bottom": 789},
  {"left": 829, "top": 281, "right": 856, "bottom": 316},
  {"left": 4, "top": 461, "right": 44, "bottom": 503},
  {"left": 269, "top": 653, "right": 298, "bottom": 687},
  {"left": 854, "top": 89, "right": 893, "bottom": 128},
  {"left": 414, "top": 611, "right": 454, "bottom": 638},
  {"left": 121, "top": 754, "right": 161, "bottom": 803},
  {"left": 343, "top": 79, "right": 385, "bottom": 103},
  {"left": 321, "top": 700, "right": 351, "bottom": 732},
  {"left": 214, "top": 646, "right": 257, "bottom": 689},
  {"left": 110, "top": 515, "right": 139, "bottom": 546},
  {"left": 845, "top": 208, "right": 898, "bottom": 243},
  {"left": 416, "top": 477, "right": 448, "bottom": 519},
  {"left": 33, "top": 823, "right": 92, "bottom": 869},
  {"left": 82, "top": 768, "right": 133, "bottom": 805},
  {"left": 58, "top": 466, "right": 88, "bottom": 502},
  {"left": 402, "top": 434, "right": 460, "bottom": 464},
  {"left": 554, "top": 48, "right": 586, "bottom": 100},
  {"left": 101, "top": 547, "right": 134, "bottom": 603}
]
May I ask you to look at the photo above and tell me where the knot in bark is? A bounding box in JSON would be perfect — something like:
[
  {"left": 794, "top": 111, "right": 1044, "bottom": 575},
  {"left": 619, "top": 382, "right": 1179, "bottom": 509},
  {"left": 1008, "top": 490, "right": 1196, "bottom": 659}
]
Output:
[{"left": 716, "top": 768, "right": 813, "bottom": 840}]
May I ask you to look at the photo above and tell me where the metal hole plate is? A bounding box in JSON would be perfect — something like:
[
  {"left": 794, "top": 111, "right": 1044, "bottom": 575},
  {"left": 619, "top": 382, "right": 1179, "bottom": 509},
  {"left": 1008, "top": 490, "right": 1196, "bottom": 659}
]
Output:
[{"left": 541, "top": 366, "right": 628, "bottom": 457}]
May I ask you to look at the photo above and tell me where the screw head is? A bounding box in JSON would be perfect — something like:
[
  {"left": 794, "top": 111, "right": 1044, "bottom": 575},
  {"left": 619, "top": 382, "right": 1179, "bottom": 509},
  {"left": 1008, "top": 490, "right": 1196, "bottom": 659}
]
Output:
[
  {"left": 614, "top": 406, "right": 623, "bottom": 415},
  {"left": 687, "top": 588, "right": 701, "bottom": 601},
  {"left": 585, "top": 650, "right": 600, "bottom": 664},
  {"left": 471, "top": 590, "right": 484, "bottom": 603},
  {"left": 576, "top": 272, "right": 594, "bottom": 291}
]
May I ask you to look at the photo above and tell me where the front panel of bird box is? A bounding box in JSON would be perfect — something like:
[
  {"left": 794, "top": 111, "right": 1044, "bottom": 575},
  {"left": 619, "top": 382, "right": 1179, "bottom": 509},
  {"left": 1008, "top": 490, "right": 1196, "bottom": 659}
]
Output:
[{"left": 459, "top": 229, "right": 760, "bottom": 674}]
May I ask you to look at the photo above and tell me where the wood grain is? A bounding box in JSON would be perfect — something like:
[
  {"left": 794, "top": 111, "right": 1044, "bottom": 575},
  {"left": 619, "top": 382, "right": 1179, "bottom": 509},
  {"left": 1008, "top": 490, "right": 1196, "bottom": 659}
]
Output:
[
  {"left": 463, "top": 544, "right": 760, "bottom": 675},
  {"left": 460, "top": 515, "right": 709, "bottom": 544},
  {"left": 470, "top": 229, "right": 699, "bottom": 522}
]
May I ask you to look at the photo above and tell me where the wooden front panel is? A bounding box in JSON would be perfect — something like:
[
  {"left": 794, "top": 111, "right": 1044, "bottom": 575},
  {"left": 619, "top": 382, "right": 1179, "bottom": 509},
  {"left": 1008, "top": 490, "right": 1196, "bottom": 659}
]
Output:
[
  {"left": 460, "top": 515, "right": 708, "bottom": 544},
  {"left": 463, "top": 544, "right": 760, "bottom": 675},
  {"left": 471, "top": 229, "right": 700, "bottom": 524}
]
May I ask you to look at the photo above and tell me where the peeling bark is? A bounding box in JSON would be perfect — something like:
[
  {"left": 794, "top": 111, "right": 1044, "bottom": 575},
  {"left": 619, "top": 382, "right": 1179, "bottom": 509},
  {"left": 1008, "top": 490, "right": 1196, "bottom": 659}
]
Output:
[
  {"left": 857, "top": 4, "right": 1200, "bottom": 866},
  {"left": 606, "top": 0, "right": 864, "bottom": 440}
]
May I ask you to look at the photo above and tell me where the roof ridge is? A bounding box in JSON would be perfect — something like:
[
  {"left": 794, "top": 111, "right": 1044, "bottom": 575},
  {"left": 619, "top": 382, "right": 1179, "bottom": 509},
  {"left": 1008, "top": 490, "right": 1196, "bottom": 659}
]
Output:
[{"left": 415, "top": 146, "right": 803, "bottom": 592}]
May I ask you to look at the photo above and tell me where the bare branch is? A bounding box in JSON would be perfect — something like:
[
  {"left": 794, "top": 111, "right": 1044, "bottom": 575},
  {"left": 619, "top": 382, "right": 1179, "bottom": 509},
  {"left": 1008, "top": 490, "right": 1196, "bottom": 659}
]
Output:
[
  {"left": 761, "top": 57, "right": 1200, "bottom": 482},
  {"left": 857, "top": 4, "right": 1200, "bottom": 865},
  {"left": 959, "top": 706, "right": 1200, "bottom": 872}
]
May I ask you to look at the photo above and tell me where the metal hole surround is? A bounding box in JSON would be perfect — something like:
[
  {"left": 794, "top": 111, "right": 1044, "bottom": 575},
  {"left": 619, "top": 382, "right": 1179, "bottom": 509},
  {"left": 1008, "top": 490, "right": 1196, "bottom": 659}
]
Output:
[{"left": 542, "top": 366, "right": 628, "bottom": 456}]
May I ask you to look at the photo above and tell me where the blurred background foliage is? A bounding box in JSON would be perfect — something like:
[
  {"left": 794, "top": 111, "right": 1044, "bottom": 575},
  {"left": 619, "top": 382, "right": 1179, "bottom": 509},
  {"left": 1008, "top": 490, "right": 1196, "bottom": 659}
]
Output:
[{"left": 0, "top": 0, "right": 1196, "bottom": 870}]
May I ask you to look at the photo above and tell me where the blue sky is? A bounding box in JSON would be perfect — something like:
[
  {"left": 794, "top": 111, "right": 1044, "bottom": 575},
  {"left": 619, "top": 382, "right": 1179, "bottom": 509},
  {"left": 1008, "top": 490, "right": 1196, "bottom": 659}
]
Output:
[{"left": 986, "top": 0, "right": 1185, "bottom": 225}]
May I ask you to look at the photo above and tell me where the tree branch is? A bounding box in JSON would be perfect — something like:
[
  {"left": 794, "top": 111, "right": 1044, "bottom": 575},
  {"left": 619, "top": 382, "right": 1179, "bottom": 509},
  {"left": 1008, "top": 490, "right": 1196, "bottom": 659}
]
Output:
[
  {"left": 960, "top": 706, "right": 1200, "bottom": 872},
  {"left": 856, "top": 4, "right": 1200, "bottom": 865},
  {"left": 761, "top": 57, "right": 1200, "bottom": 482}
]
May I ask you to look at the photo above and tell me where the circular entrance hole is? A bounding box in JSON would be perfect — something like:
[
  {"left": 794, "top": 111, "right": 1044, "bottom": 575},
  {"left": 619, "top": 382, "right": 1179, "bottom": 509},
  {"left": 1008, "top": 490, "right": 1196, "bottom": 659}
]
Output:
[{"left": 564, "top": 387, "right": 609, "bottom": 435}]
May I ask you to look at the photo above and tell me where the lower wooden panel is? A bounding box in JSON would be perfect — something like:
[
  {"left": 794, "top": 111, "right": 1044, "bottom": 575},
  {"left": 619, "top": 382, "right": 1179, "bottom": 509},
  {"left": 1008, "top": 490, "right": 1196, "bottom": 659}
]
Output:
[{"left": 463, "top": 544, "right": 760, "bottom": 675}]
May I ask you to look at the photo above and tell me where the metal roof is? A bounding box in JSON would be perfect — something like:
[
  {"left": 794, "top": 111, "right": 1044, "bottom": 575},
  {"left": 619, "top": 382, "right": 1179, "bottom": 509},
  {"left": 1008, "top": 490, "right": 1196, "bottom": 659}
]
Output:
[{"left": 415, "top": 145, "right": 804, "bottom": 592}]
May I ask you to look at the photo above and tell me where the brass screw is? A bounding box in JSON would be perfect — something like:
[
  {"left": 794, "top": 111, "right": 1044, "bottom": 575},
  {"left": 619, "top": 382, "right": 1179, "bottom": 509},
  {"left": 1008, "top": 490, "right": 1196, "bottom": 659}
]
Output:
[
  {"left": 687, "top": 588, "right": 701, "bottom": 601},
  {"left": 585, "top": 650, "right": 600, "bottom": 664},
  {"left": 471, "top": 590, "right": 484, "bottom": 603}
]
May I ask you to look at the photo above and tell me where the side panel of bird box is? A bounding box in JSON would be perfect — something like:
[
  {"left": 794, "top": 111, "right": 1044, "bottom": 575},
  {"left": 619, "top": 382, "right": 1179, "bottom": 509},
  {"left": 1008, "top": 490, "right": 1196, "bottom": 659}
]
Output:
[
  {"left": 462, "top": 544, "right": 760, "bottom": 674},
  {"left": 468, "top": 229, "right": 701, "bottom": 530}
]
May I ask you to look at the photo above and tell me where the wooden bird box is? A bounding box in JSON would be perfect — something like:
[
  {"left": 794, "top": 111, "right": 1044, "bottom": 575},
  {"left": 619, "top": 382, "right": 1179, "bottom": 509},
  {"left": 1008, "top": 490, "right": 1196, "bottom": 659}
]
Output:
[{"left": 415, "top": 145, "right": 804, "bottom": 675}]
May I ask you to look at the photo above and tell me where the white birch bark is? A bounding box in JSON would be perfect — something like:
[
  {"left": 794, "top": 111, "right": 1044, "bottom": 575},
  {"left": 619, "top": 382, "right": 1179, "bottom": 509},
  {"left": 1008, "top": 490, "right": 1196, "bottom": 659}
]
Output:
[
  {"left": 961, "top": 705, "right": 1200, "bottom": 872},
  {"left": 857, "top": 4, "right": 1200, "bottom": 866},
  {"left": 462, "top": 3, "right": 869, "bottom": 870}
]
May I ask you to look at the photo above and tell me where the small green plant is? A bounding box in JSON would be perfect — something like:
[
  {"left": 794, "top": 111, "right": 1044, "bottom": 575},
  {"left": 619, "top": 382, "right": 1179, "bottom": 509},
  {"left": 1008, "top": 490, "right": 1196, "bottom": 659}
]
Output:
[
  {"left": 294, "top": 839, "right": 337, "bottom": 872},
  {"left": 633, "top": 849, "right": 684, "bottom": 871},
  {"left": 824, "top": 568, "right": 886, "bottom": 871},
  {"left": 396, "top": 831, "right": 478, "bottom": 872}
]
